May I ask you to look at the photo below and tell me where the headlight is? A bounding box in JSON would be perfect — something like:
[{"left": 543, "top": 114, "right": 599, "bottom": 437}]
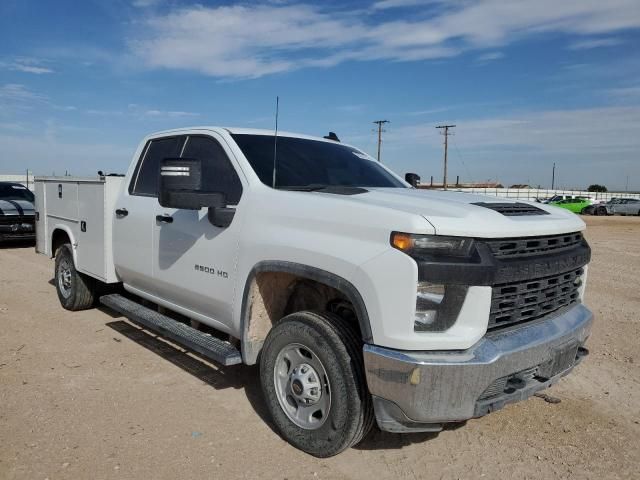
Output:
[
  {"left": 391, "top": 232, "right": 473, "bottom": 332},
  {"left": 391, "top": 232, "right": 474, "bottom": 258},
  {"left": 414, "top": 282, "right": 468, "bottom": 332}
]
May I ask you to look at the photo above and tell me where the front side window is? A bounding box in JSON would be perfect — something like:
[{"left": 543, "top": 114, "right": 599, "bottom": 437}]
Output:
[
  {"left": 181, "top": 136, "right": 243, "bottom": 205},
  {"left": 230, "top": 134, "right": 406, "bottom": 190},
  {"left": 130, "top": 136, "right": 186, "bottom": 196}
]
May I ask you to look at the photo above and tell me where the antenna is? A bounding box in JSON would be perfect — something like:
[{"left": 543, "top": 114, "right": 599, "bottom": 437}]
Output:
[{"left": 272, "top": 96, "right": 279, "bottom": 188}]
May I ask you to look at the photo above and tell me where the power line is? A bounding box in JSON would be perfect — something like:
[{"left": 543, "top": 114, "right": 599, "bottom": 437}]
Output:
[
  {"left": 373, "top": 120, "right": 390, "bottom": 163},
  {"left": 436, "top": 124, "right": 456, "bottom": 189},
  {"left": 449, "top": 135, "right": 472, "bottom": 184}
]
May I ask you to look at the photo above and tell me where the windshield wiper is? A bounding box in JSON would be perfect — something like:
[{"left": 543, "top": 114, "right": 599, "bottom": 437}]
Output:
[
  {"left": 278, "top": 184, "right": 369, "bottom": 195},
  {"left": 278, "top": 184, "right": 329, "bottom": 192}
]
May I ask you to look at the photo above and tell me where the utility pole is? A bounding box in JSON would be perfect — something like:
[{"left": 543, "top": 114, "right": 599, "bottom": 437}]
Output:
[
  {"left": 626, "top": 175, "right": 629, "bottom": 192},
  {"left": 551, "top": 162, "right": 556, "bottom": 189},
  {"left": 436, "top": 124, "right": 455, "bottom": 189},
  {"left": 373, "top": 120, "right": 389, "bottom": 163}
]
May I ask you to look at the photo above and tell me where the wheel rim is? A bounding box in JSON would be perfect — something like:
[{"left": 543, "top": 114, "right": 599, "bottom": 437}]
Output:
[
  {"left": 273, "top": 343, "right": 331, "bottom": 430},
  {"left": 57, "top": 257, "right": 73, "bottom": 298}
]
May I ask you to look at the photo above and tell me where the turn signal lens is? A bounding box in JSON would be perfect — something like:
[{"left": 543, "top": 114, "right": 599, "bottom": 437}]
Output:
[{"left": 391, "top": 232, "right": 413, "bottom": 251}]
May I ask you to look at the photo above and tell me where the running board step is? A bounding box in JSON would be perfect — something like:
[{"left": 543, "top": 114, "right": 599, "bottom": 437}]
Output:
[{"left": 100, "top": 294, "right": 242, "bottom": 366}]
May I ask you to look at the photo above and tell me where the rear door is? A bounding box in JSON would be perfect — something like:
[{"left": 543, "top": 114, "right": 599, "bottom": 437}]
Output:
[
  {"left": 113, "top": 136, "right": 186, "bottom": 295},
  {"left": 621, "top": 199, "right": 640, "bottom": 215},
  {"left": 152, "top": 133, "right": 245, "bottom": 329}
]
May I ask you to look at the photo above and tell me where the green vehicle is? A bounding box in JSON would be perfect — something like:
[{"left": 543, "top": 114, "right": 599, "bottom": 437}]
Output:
[{"left": 550, "top": 198, "right": 592, "bottom": 214}]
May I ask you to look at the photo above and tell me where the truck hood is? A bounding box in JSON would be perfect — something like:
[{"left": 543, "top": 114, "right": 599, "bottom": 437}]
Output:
[
  {"left": 339, "top": 188, "right": 585, "bottom": 238},
  {"left": 0, "top": 199, "right": 35, "bottom": 217}
]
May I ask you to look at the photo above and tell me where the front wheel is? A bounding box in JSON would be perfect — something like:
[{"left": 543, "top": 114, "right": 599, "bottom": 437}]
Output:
[
  {"left": 54, "top": 243, "right": 96, "bottom": 311},
  {"left": 259, "top": 311, "right": 373, "bottom": 457}
]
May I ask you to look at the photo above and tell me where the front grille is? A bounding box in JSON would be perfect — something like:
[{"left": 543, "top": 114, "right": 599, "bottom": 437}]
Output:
[
  {"left": 484, "top": 232, "right": 584, "bottom": 258},
  {"left": 472, "top": 202, "right": 549, "bottom": 216},
  {"left": 0, "top": 215, "right": 34, "bottom": 225},
  {"left": 488, "top": 267, "right": 583, "bottom": 330}
]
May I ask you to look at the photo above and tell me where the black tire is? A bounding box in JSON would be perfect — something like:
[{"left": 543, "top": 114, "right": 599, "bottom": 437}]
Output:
[
  {"left": 54, "top": 243, "right": 96, "bottom": 311},
  {"left": 597, "top": 207, "right": 607, "bottom": 216},
  {"left": 259, "top": 311, "right": 374, "bottom": 457},
  {"left": 580, "top": 207, "right": 589, "bottom": 215}
]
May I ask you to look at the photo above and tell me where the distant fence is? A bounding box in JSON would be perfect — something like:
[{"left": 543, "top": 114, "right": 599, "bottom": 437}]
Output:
[{"left": 425, "top": 187, "right": 640, "bottom": 202}]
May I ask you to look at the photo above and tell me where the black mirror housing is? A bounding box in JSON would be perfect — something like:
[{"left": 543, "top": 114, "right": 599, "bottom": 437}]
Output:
[
  {"left": 208, "top": 206, "right": 236, "bottom": 228},
  {"left": 405, "top": 173, "right": 420, "bottom": 187}
]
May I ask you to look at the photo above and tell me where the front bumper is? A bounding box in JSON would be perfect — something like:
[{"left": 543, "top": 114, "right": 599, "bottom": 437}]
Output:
[
  {"left": 363, "top": 304, "right": 592, "bottom": 433},
  {"left": 0, "top": 222, "right": 35, "bottom": 241}
]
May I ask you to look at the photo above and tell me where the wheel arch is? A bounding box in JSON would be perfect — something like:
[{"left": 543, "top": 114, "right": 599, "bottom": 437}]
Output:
[
  {"left": 240, "top": 261, "right": 372, "bottom": 365},
  {"left": 50, "top": 226, "right": 77, "bottom": 264}
]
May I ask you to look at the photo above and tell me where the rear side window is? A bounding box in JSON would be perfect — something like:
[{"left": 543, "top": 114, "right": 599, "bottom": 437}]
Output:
[
  {"left": 182, "top": 136, "right": 243, "bottom": 205},
  {"left": 130, "top": 136, "right": 185, "bottom": 196}
]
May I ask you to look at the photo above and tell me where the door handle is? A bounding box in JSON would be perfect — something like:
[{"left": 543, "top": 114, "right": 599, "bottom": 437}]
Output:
[
  {"left": 155, "top": 214, "right": 173, "bottom": 224},
  {"left": 115, "top": 208, "right": 128, "bottom": 217}
]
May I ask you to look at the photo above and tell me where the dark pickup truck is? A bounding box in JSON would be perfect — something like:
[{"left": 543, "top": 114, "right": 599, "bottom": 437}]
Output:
[{"left": 0, "top": 182, "right": 36, "bottom": 242}]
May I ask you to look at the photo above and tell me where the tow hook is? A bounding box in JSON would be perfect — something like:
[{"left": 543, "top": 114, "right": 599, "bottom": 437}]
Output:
[
  {"left": 577, "top": 346, "right": 589, "bottom": 359},
  {"left": 505, "top": 377, "right": 526, "bottom": 393}
]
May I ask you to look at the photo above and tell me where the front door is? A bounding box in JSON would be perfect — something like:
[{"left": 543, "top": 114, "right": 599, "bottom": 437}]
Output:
[{"left": 152, "top": 133, "right": 245, "bottom": 330}]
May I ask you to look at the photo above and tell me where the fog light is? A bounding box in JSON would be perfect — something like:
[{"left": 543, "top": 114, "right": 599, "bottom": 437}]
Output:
[
  {"left": 414, "top": 283, "right": 468, "bottom": 332},
  {"left": 415, "top": 283, "right": 445, "bottom": 332}
]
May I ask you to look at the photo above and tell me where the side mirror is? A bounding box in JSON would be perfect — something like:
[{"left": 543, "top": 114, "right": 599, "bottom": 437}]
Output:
[
  {"left": 405, "top": 173, "right": 420, "bottom": 188},
  {"left": 159, "top": 158, "right": 224, "bottom": 210},
  {"left": 159, "top": 158, "right": 235, "bottom": 228}
]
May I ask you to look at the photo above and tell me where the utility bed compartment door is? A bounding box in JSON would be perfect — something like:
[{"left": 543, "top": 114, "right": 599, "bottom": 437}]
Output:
[
  {"left": 76, "top": 183, "right": 106, "bottom": 280},
  {"left": 45, "top": 181, "right": 79, "bottom": 221},
  {"left": 34, "top": 181, "right": 47, "bottom": 254}
]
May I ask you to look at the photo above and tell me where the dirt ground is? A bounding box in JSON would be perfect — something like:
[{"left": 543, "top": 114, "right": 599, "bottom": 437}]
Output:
[{"left": 1, "top": 216, "right": 639, "bottom": 480}]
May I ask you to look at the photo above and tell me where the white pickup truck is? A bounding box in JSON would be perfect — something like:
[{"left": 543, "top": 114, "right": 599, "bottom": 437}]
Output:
[{"left": 35, "top": 127, "right": 592, "bottom": 457}]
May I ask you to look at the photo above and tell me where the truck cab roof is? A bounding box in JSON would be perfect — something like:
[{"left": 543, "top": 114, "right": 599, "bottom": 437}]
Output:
[{"left": 146, "top": 126, "right": 347, "bottom": 145}]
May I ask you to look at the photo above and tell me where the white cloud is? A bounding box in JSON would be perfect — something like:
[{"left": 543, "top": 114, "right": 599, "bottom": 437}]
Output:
[
  {"left": 568, "top": 37, "right": 623, "bottom": 50},
  {"left": 476, "top": 51, "right": 504, "bottom": 62},
  {"left": 0, "top": 84, "right": 47, "bottom": 104},
  {"left": 0, "top": 131, "right": 133, "bottom": 176},
  {"left": 130, "top": 0, "right": 640, "bottom": 79},
  {"left": 132, "top": 0, "right": 163, "bottom": 8},
  {"left": 0, "top": 57, "right": 54, "bottom": 74},
  {"left": 372, "top": 0, "right": 441, "bottom": 10},
  {"left": 607, "top": 86, "right": 640, "bottom": 100},
  {"left": 85, "top": 104, "right": 199, "bottom": 119},
  {"left": 389, "top": 106, "right": 640, "bottom": 153},
  {"left": 143, "top": 109, "right": 199, "bottom": 118}
]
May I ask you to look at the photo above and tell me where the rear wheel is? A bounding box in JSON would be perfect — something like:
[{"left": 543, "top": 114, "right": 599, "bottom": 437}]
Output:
[
  {"left": 259, "top": 310, "right": 373, "bottom": 457},
  {"left": 597, "top": 207, "right": 607, "bottom": 216},
  {"left": 54, "top": 243, "right": 96, "bottom": 310}
]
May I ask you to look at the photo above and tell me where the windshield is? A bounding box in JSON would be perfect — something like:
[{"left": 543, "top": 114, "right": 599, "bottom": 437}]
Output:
[
  {"left": 231, "top": 134, "right": 406, "bottom": 189},
  {"left": 0, "top": 183, "right": 34, "bottom": 202}
]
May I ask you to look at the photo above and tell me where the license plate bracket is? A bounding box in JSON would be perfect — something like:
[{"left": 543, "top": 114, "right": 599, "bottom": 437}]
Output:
[{"left": 538, "top": 341, "right": 579, "bottom": 379}]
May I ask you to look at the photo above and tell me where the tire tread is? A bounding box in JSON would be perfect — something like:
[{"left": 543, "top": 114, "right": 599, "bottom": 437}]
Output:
[{"left": 55, "top": 243, "right": 96, "bottom": 311}]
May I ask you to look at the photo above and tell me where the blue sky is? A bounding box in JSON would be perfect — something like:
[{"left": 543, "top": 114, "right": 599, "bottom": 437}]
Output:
[{"left": 1, "top": 0, "right": 639, "bottom": 190}]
